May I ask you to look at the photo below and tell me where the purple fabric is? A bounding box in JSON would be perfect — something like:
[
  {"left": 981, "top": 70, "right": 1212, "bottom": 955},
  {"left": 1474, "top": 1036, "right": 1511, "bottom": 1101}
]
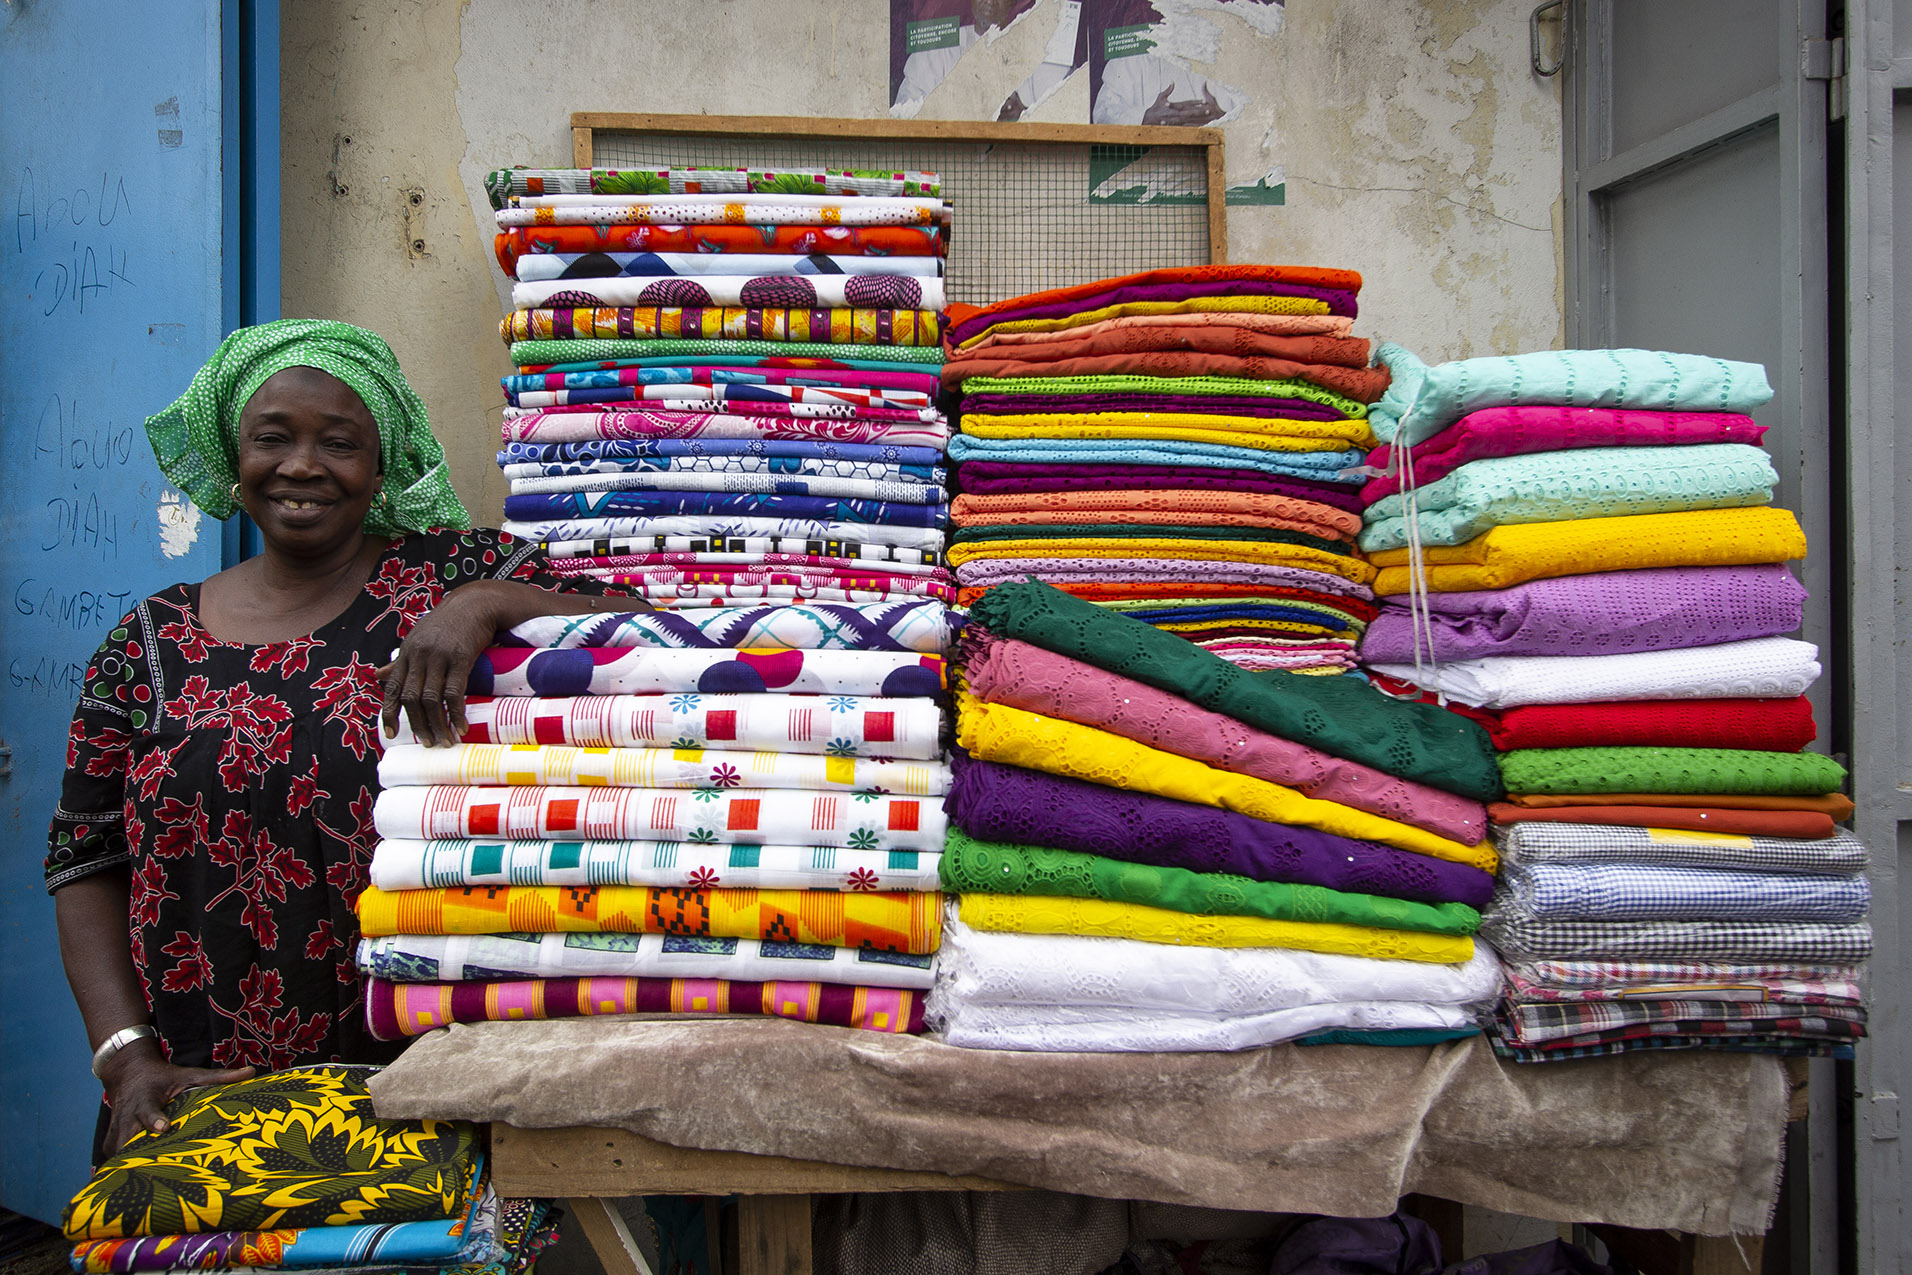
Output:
[
  {"left": 948, "top": 281, "right": 1360, "bottom": 345},
  {"left": 1358, "top": 564, "right": 1807, "bottom": 663},
  {"left": 953, "top": 462, "right": 1368, "bottom": 511},
  {"left": 947, "top": 756, "right": 1497, "bottom": 908},
  {"left": 955, "top": 557, "right": 1377, "bottom": 598},
  {"left": 958, "top": 393, "right": 1351, "bottom": 421}
]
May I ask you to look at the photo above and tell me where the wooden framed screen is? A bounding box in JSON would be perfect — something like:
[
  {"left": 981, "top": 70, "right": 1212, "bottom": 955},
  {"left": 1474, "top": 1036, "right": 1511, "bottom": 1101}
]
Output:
[{"left": 569, "top": 112, "right": 1226, "bottom": 307}]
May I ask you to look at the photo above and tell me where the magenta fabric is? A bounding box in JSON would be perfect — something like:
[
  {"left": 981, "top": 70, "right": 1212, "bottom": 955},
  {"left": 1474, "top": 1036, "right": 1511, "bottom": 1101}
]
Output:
[
  {"left": 955, "top": 557, "right": 1378, "bottom": 598},
  {"left": 1358, "top": 564, "right": 1806, "bottom": 663},
  {"left": 507, "top": 400, "right": 940, "bottom": 424},
  {"left": 1360, "top": 406, "right": 1768, "bottom": 502},
  {"left": 954, "top": 462, "right": 1368, "bottom": 511},
  {"left": 947, "top": 756, "right": 1497, "bottom": 909},
  {"left": 947, "top": 281, "right": 1360, "bottom": 345},
  {"left": 963, "top": 632, "right": 1488, "bottom": 844},
  {"left": 958, "top": 393, "right": 1350, "bottom": 421}
]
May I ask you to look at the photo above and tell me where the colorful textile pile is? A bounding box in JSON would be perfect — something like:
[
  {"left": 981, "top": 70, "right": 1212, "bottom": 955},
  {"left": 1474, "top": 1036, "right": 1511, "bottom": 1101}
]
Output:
[
  {"left": 489, "top": 166, "right": 955, "bottom": 609},
  {"left": 926, "top": 580, "right": 1507, "bottom": 1051},
  {"left": 64, "top": 1064, "right": 557, "bottom": 1274},
  {"left": 1356, "top": 345, "right": 1869, "bottom": 1062},
  {"left": 354, "top": 602, "right": 958, "bottom": 1038},
  {"left": 944, "top": 266, "right": 1384, "bottom": 672}
]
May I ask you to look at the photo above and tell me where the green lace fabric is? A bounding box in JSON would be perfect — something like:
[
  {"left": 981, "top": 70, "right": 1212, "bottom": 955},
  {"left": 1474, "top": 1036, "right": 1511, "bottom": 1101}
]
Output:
[
  {"left": 1498, "top": 746, "right": 1849, "bottom": 796},
  {"left": 954, "top": 374, "right": 1370, "bottom": 417},
  {"left": 509, "top": 338, "right": 946, "bottom": 366},
  {"left": 963, "top": 582, "right": 1506, "bottom": 801},
  {"left": 940, "top": 830, "right": 1481, "bottom": 936}
]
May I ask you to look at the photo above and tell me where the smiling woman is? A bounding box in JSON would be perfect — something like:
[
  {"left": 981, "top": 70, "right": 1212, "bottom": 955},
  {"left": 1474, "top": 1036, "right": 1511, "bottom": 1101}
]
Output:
[{"left": 43, "top": 320, "right": 641, "bottom": 1158}]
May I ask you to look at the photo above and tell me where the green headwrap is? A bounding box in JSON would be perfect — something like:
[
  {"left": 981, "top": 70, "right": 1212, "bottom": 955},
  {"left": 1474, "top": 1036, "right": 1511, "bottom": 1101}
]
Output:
[{"left": 144, "top": 318, "right": 471, "bottom": 538}]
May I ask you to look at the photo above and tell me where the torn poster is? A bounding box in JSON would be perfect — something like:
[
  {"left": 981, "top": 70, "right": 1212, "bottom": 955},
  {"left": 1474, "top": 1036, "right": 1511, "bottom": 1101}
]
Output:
[
  {"left": 891, "top": 0, "right": 1043, "bottom": 117},
  {"left": 1086, "top": 0, "right": 1282, "bottom": 128}
]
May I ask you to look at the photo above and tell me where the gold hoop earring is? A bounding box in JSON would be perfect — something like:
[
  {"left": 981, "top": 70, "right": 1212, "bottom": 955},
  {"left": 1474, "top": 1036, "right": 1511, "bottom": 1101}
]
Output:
[
  {"left": 377, "top": 488, "right": 391, "bottom": 508},
  {"left": 229, "top": 482, "right": 242, "bottom": 505}
]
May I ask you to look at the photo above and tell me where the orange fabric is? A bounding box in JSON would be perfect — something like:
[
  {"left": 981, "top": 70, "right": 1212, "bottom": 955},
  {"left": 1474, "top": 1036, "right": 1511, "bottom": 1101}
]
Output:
[
  {"left": 950, "top": 489, "right": 1363, "bottom": 537},
  {"left": 945, "top": 350, "right": 1391, "bottom": 403},
  {"left": 1504, "top": 792, "right": 1856, "bottom": 818},
  {"left": 943, "top": 265, "right": 1364, "bottom": 333},
  {"left": 968, "top": 311, "right": 1355, "bottom": 349},
  {"left": 948, "top": 506, "right": 1356, "bottom": 540},
  {"left": 1487, "top": 802, "right": 1836, "bottom": 841},
  {"left": 946, "top": 328, "right": 1371, "bottom": 374}
]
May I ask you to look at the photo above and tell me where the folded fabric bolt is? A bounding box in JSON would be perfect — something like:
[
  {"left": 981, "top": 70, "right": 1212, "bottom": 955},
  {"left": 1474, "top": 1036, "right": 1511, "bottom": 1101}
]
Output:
[
  {"left": 951, "top": 504, "right": 1359, "bottom": 544},
  {"left": 485, "top": 167, "right": 943, "bottom": 207},
  {"left": 940, "top": 831, "right": 1480, "bottom": 935},
  {"left": 358, "top": 931, "right": 937, "bottom": 990},
  {"left": 962, "top": 309, "right": 1355, "bottom": 349},
  {"left": 946, "top": 266, "right": 1365, "bottom": 344},
  {"left": 960, "top": 412, "right": 1376, "bottom": 453},
  {"left": 962, "top": 634, "right": 1486, "bottom": 843},
  {"left": 1488, "top": 803, "right": 1838, "bottom": 841},
  {"left": 494, "top": 224, "right": 947, "bottom": 275},
  {"left": 376, "top": 743, "right": 949, "bottom": 795},
  {"left": 949, "top": 352, "right": 1390, "bottom": 402},
  {"left": 1369, "top": 637, "right": 1821, "bottom": 710},
  {"left": 1362, "top": 563, "right": 1805, "bottom": 663},
  {"left": 504, "top": 362, "right": 943, "bottom": 396},
  {"left": 499, "top": 407, "right": 950, "bottom": 449},
  {"left": 512, "top": 251, "right": 947, "bottom": 282},
  {"left": 958, "top": 372, "right": 1368, "bottom": 414},
  {"left": 501, "top": 306, "right": 945, "bottom": 347},
  {"left": 468, "top": 645, "right": 943, "bottom": 699},
  {"left": 510, "top": 395, "right": 944, "bottom": 423},
  {"left": 964, "top": 581, "right": 1503, "bottom": 800},
  {"left": 1493, "top": 999, "right": 1864, "bottom": 1047},
  {"left": 355, "top": 884, "right": 944, "bottom": 952},
  {"left": 505, "top": 518, "right": 948, "bottom": 554},
  {"left": 1359, "top": 444, "right": 1778, "bottom": 552},
  {"left": 507, "top": 471, "right": 943, "bottom": 503},
  {"left": 511, "top": 273, "right": 947, "bottom": 312},
  {"left": 1504, "top": 791, "right": 1854, "bottom": 816},
  {"left": 1495, "top": 821, "right": 1867, "bottom": 875},
  {"left": 497, "top": 437, "right": 947, "bottom": 466},
  {"left": 365, "top": 975, "right": 925, "bottom": 1040},
  {"left": 369, "top": 838, "right": 941, "bottom": 893},
  {"left": 503, "top": 453, "right": 944, "bottom": 483},
  {"left": 955, "top": 893, "right": 1473, "bottom": 963},
  {"left": 1481, "top": 913, "right": 1873, "bottom": 964},
  {"left": 542, "top": 538, "right": 941, "bottom": 572},
  {"left": 594, "top": 567, "right": 954, "bottom": 603},
  {"left": 1506, "top": 955, "right": 1864, "bottom": 994},
  {"left": 1360, "top": 406, "right": 1768, "bottom": 500},
  {"left": 1502, "top": 862, "right": 1870, "bottom": 923},
  {"left": 948, "top": 327, "right": 1370, "bottom": 378},
  {"left": 496, "top": 194, "right": 948, "bottom": 227},
  {"left": 562, "top": 556, "right": 954, "bottom": 589},
  {"left": 504, "top": 601, "right": 953, "bottom": 655},
  {"left": 946, "top": 435, "right": 1367, "bottom": 477},
  {"left": 1465, "top": 697, "right": 1817, "bottom": 753},
  {"left": 1368, "top": 344, "right": 1774, "bottom": 449},
  {"left": 936, "top": 1001, "right": 1481, "bottom": 1054},
  {"left": 1368, "top": 506, "right": 1807, "bottom": 594},
  {"left": 509, "top": 338, "right": 948, "bottom": 365},
  {"left": 1497, "top": 746, "right": 1848, "bottom": 796},
  {"left": 955, "top": 559, "right": 1373, "bottom": 597},
  {"left": 501, "top": 488, "right": 950, "bottom": 527},
  {"left": 951, "top": 489, "right": 1363, "bottom": 537},
  {"left": 951, "top": 521, "right": 1357, "bottom": 558},
  {"left": 955, "top": 695, "right": 1494, "bottom": 868},
  {"left": 947, "top": 537, "right": 1375, "bottom": 584},
  {"left": 955, "top": 461, "right": 1367, "bottom": 509},
  {"left": 372, "top": 785, "right": 945, "bottom": 849},
  {"left": 508, "top": 382, "right": 932, "bottom": 411},
  {"left": 1502, "top": 971, "right": 1863, "bottom": 1010},
  {"left": 947, "top": 758, "right": 1496, "bottom": 908}
]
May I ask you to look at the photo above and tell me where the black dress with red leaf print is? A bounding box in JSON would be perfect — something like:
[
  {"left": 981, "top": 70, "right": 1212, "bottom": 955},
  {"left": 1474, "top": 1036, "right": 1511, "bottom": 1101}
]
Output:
[{"left": 45, "top": 529, "right": 593, "bottom": 1070}]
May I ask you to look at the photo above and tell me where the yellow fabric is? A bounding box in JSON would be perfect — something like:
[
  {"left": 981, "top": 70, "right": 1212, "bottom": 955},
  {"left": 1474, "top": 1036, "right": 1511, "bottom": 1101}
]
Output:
[
  {"left": 957, "top": 893, "right": 1475, "bottom": 964},
  {"left": 945, "top": 537, "right": 1378, "bottom": 584},
  {"left": 1369, "top": 507, "right": 1807, "bottom": 595},
  {"left": 960, "top": 413, "right": 1378, "bottom": 452},
  {"left": 1152, "top": 618, "right": 1361, "bottom": 638},
  {"left": 954, "top": 694, "right": 1497, "bottom": 871},
  {"left": 956, "top": 296, "right": 1334, "bottom": 348}
]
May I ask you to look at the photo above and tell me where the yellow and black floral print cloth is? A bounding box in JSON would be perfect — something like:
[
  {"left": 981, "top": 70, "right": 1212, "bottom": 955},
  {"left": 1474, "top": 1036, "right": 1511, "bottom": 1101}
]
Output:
[{"left": 64, "top": 1065, "right": 478, "bottom": 1241}]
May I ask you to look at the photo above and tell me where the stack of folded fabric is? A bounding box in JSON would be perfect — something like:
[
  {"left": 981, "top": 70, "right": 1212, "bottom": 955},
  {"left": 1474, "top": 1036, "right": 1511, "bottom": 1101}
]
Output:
[
  {"left": 488, "top": 165, "right": 954, "bottom": 609},
  {"left": 1355, "top": 346, "right": 1870, "bottom": 1061},
  {"left": 927, "top": 580, "right": 1508, "bottom": 1051},
  {"left": 353, "top": 602, "right": 955, "bottom": 1039},
  {"left": 943, "top": 266, "right": 1386, "bottom": 672},
  {"left": 65, "top": 1064, "right": 556, "bottom": 1275}
]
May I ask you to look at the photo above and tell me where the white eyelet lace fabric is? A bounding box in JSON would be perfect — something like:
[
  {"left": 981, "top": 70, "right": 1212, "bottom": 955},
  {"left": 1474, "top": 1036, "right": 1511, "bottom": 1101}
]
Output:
[{"left": 1368, "top": 636, "right": 1821, "bottom": 710}]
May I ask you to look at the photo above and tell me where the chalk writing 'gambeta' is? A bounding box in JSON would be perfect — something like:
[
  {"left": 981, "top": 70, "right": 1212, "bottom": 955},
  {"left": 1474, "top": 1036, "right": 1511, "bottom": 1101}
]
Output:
[{"left": 13, "top": 168, "right": 134, "bottom": 253}]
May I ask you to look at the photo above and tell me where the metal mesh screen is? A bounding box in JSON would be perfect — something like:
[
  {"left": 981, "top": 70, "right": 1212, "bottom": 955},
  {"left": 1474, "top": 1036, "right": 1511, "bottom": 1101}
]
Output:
[{"left": 589, "top": 130, "right": 1213, "bottom": 306}]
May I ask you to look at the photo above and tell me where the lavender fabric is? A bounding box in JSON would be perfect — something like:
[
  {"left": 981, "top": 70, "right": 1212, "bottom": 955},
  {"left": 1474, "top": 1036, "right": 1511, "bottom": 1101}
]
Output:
[
  {"left": 959, "top": 393, "right": 1350, "bottom": 421},
  {"left": 954, "top": 462, "right": 1367, "bottom": 511},
  {"left": 956, "top": 557, "right": 1378, "bottom": 598},
  {"left": 1359, "top": 565, "right": 1807, "bottom": 663},
  {"left": 948, "top": 281, "right": 1359, "bottom": 345},
  {"left": 947, "top": 756, "right": 1497, "bottom": 908}
]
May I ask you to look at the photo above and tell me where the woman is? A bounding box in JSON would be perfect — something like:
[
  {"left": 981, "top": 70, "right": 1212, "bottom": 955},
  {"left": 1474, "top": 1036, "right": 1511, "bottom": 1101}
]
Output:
[{"left": 48, "top": 320, "right": 634, "bottom": 1155}]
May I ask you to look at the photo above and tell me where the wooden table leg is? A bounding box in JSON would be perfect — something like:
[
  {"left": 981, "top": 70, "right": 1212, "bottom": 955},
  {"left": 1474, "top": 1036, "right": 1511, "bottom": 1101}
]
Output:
[
  {"left": 565, "top": 1196, "right": 657, "bottom": 1275},
  {"left": 736, "top": 1194, "right": 812, "bottom": 1275}
]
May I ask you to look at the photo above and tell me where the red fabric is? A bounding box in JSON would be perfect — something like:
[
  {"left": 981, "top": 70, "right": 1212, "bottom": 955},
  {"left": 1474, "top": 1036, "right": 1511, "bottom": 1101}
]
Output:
[
  {"left": 1488, "top": 802, "right": 1836, "bottom": 840},
  {"left": 1469, "top": 698, "right": 1817, "bottom": 752}
]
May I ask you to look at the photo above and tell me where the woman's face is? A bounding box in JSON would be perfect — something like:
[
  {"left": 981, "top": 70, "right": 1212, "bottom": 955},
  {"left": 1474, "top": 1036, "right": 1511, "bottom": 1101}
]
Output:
[{"left": 235, "top": 366, "right": 382, "bottom": 558}]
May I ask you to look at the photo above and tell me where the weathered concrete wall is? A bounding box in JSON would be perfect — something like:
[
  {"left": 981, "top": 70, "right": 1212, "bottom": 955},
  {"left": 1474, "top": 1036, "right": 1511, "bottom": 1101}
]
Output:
[{"left": 282, "top": 0, "right": 1562, "bottom": 525}]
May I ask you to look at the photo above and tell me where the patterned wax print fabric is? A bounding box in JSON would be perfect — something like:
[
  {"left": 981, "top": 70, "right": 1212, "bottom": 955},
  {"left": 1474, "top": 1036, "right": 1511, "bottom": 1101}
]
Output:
[
  {"left": 499, "top": 407, "right": 951, "bottom": 450},
  {"left": 493, "top": 194, "right": 948, "bottom": 227},
  {"left": 495, "top": 600, "right": 955, "bottom": 653},
  {"left": 63, "top": 1065, "right": 478, "bottom": 1241},
  {"left": 509, "top": 337, "right": 949, "bottom": 365},
  {"left": 485, "top": 166, "right": 942, "bottom": 208},
  {"left": 510, "top": 273, "right": 947, "bottom": 312},
  {"left": 510, "top": 251, "right": 946, "bottom": 283},
  {"left": 368, "top": 837, "right": 942, "bottom": 893},
  {"left": 376, "top": 742, "right": 949, "bottom": 795},
  {"left": 493, "top": 224, "right": 947, "bottom": 275},
  {"left": 469, "top": 645, "right": 944, "bottom": 698},
  {"left": 45, "top": 530, "right": 607, "bottom": 1071},
  {"left": 500, "top": 306, "right": 945, "bottom": 347},
  {"left": 365, "top": 975, "right": 925, "bottom": 1040}
]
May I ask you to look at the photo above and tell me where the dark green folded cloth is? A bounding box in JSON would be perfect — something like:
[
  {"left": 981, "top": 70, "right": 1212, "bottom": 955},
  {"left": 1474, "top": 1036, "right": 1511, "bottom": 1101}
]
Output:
[{"left": 1499, "top": 746, "right": 1849, "bottom": 796}]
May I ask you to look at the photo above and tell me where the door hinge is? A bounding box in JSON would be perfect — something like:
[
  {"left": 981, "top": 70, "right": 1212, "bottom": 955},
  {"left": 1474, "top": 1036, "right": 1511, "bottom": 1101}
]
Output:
[{"left": 1803, "top": 36, "right": 1847, "bottom": 121}]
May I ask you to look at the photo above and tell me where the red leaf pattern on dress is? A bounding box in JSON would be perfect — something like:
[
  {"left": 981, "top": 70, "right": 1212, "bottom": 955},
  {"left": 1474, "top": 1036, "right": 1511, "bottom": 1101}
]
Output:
[
  {"left": 250, "top": 635, "right": 322, "bottom": 677},
  {"left": 159, "top": 931, "right": 212, "bottom": 992},
  {"left": 311, "top": 657, "right": 383, "bottom": 762},
  {"left": 203, "top": 810, "right": 317, "bottom": 949},
  {"left": 303, "top": 919, "right": 337, "bottom": 962},
  {"left": 163, "top": 675, "right": 296, "bottom": 792},
  {"left": 129, "top": 858, "right": 178, "bottom": 929},
  {"left": 209, "top": 965, "right": 335, "bottom": 1070},
  {"left": 149, "top": 794, "right": 211, "bottom": 860},
  {"left": 363, "top": 559, "right": 444, "bottom": 636}
]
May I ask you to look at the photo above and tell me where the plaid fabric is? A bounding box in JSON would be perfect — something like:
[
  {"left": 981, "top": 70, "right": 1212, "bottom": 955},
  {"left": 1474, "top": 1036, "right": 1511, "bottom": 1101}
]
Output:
[
  {"left": 1513, "top": 956, "right": 1866, "bottom": 987},
  {"left": 1496, "top": 822, "right": 1868, "bottom": 876},
  {"left": 1502, "top": 964, "right": 1867, "bottom": 1007},
  {"left": 1481, "top": 915, "right": 1874, "bottom": 963},
  {"left": 1491, "top": 1034, "right": 1855, "bottom": 1063},
  {"left": 1500, "top": 862, "right": 1871, "bottom": 923},
  {"left": 1496, "top": 997, "right": 1868, "bottom": 1045}
]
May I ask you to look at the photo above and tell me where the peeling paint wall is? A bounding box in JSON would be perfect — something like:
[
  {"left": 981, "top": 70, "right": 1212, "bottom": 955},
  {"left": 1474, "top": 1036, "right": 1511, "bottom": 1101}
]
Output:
[{"left": 281, "top": 0, "right": 1562, "bottom": 525}]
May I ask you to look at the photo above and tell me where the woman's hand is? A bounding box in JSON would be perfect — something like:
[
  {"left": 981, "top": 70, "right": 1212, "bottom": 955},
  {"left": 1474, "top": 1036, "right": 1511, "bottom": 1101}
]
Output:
[
  {"left": 379, "top": 582, "right": 504, "bottom": 748},
  {"left": 97, "top": 1042, "right": 254, "bottom": 1156}
]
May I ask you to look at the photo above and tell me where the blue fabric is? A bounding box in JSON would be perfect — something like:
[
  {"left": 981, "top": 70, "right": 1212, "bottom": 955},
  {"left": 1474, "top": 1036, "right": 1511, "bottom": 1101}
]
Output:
[
  {"left": 498, "top": 438, "right": 945, "bottom": 467},
  {"left": 1504, "top": 862, "right": 1871, "bottom": 923},
  {"left": 948, "top": 434, "right": 1366, "bottom": 480}
]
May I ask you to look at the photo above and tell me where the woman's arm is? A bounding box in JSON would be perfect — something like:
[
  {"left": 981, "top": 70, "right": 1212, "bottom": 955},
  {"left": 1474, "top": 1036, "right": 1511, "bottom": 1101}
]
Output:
[
  {"left": 55, "top": 871, "right": 254, "bottom": 1155},
  {"left": 380, "top": 578, "right": 647, "bottom": 747}
]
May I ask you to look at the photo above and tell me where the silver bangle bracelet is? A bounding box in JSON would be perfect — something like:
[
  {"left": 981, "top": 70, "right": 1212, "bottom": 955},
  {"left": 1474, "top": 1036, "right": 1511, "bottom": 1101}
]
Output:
[{"left": 90, "top": 1024, "right": 158, "bottom": 1079}]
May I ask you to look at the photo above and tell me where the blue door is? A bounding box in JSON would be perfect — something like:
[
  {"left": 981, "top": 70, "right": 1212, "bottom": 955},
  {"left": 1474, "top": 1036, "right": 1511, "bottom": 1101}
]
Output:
[{"left": 0, "top": 0, "right": 276, "bottom": 1224}]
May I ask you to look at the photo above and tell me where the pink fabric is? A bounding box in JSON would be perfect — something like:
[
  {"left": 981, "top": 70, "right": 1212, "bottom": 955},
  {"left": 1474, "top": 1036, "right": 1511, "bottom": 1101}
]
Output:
[
  {"left": 500, "top": 408, "right": 950, "bottom": 449},
  {"left": 961, "top": 632, "right": 1488, "bottom": 844},
  {"left": 1360, "top": 407, "right": 1768, "bottom": 503}
]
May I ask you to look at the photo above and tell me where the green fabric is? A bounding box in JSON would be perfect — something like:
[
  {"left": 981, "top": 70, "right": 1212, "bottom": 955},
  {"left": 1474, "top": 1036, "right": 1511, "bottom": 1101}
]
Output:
[
  {"left": 510, "top": 339, "right": 946, "bottom": 367},
  {"left": 951, "top": 522, "right": 1355, "bottom": 557},
  {"left": 939, "top": 829, "right": 1481, "bottom": 936},
  {"left": 1498, "top": 747, "right": 1850, "bottom": 797},
  {"left": 964, "top": 581, "right": 1505, "bottom": 801},
  {"left": 956, "top": 374, "right": 1369, "bottom": 418},
  {"left": 144, "top": 319, "right": 470, "bottom": 537}
]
